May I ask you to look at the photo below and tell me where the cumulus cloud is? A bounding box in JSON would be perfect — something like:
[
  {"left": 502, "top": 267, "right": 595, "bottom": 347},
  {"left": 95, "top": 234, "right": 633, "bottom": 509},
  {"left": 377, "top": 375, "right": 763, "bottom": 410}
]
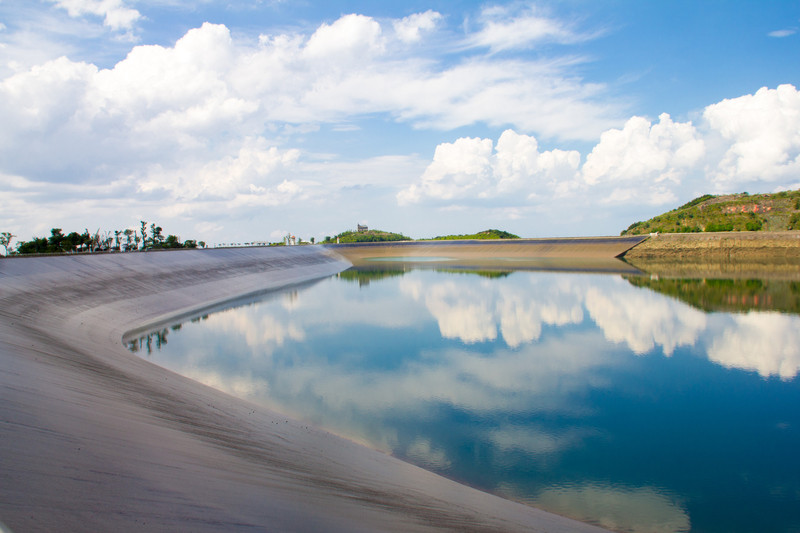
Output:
[
  {"left": 397, "top": 130, "right": 580, "bottom": 205},
  {"left": 401, "top": 274, "right": 585, "bottom": 348},
  {"left": 304, "top": 14, "right": 384, "bottom": 60},
  {"left": 401, "top": 84, "right": 800, "bottom": 212},
  {"left": 3, "top": 4, "right": 800, "bottom": 241},
  {"left": 707, "top": 312, "right": 800, "bottom": 380},
  {"left": 584, "top": 281, "right": 707, "bottom": 356},
  {"left": 0, "top": 15, "right": 622, "bottom": 227},
  {"left": 580, "top": 113, "right": 705, "bottom": 204},
  {"left": 703, "top": 84, "right": 800, "bottom": 189}
]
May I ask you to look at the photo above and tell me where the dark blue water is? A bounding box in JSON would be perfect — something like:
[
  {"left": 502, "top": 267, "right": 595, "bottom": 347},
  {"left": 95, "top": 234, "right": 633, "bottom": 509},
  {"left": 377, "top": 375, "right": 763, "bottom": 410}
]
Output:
[{"left": 128, "top": 267, "right": 800, "bottom": 533}]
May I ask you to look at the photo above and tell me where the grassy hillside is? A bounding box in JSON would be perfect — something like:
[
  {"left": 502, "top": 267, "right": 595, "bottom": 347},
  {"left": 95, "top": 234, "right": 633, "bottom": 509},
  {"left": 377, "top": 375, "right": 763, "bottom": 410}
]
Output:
[
  {"left": 428, "top": 229, "right": 520, "bottom": 240},
  {"left": 323, "top": 229, "right": 411, "bottom": 243},
  {"left": 622, "top": 190, "right": 800, "bottom": 235}
]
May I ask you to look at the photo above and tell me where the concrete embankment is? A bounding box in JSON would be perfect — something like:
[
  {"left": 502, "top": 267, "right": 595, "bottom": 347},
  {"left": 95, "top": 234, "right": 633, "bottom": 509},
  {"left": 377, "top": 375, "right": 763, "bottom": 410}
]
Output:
[
  {"left": 331, "top": 235, "right": 648, "bottom": 261},
  {"left": 0, "top": 246, "right": 608, "bottom": 533},
  {"left": 329, "top": 236, "right": 647, "bottom": 275},
  {"left": 622, "top": 232, "right": 800, "bottom": 279},
  {"left": 622, "top": 231, "right": 800, "bottom": 259}
]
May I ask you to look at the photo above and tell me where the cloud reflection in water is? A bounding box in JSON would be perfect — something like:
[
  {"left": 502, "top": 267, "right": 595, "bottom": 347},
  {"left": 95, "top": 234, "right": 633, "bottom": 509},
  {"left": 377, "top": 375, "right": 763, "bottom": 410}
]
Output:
[{"left": 130, "top": 268, "right": 800, "bottom": 533}]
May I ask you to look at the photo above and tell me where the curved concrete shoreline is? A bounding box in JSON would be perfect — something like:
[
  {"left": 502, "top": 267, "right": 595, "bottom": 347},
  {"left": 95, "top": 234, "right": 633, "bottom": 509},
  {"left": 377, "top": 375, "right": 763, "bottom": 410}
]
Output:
[
  {"left": 0, "top": 246, "right": 609, "bottom": 532},
  {"left": 330, "top": 235, "right": 648, "bottom": 262}
]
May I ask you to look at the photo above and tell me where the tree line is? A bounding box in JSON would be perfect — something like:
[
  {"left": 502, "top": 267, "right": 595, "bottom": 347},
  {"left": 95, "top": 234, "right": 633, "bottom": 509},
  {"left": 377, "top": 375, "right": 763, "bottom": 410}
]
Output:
[{"left": 0, "top": 221, "right": 204, "bottom": 256}]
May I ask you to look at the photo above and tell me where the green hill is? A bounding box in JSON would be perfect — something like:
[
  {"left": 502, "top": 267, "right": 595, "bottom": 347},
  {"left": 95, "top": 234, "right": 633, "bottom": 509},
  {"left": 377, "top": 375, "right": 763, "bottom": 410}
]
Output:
[
  {"left": 323, "top": 229, "right": 411, "bottom": 243},
  {"left": 622, "top": 190, "right": 800, "bottom": 235},
  {"left": 429, "top": 229, "right": 520, "bottom": 240}
]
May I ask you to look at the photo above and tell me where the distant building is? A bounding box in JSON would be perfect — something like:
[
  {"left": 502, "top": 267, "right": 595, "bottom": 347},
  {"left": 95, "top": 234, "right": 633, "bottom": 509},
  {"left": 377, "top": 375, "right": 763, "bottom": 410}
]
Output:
[{"left": 357, "top": 224, "right": 368, "bottom": 232}]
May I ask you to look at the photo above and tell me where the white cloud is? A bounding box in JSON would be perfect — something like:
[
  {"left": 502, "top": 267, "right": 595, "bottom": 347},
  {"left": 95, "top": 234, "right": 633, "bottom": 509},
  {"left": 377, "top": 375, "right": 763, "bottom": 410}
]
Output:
[
  {"left": 579, "top": 113, "right": 705, "bottom": 206},
  {"left": 205, "top": 308, "right": 305, "bottom": 354},
  {"left": 768, "top": 29, "right": 796, "bottom": 38},
  {"left": 139, "top": 137, "right": 300, "bottom": 201},
  {"left": 584, "top": 280, "right": 707, "bottom": 356},
  {"left": 401, "top": 274, "right": 585, "bottom": 348},
  {"left": 535, "top": 483, "right": 690, "bottom": 533},
  {"left": 0, "top": 16, "right": 619, "bottom": 185},
  {"left": 703, "top": 84, "right": 800, "bottom": 189},
  {"left": 405, "top": 438, "right": 451, "bottom": 469},
  {"left": 467, "top": 5, "right": 585, "bottom": 53},
  {"left": 393, "top": 10, "right": 442, "bottom": 43},
  {"left": 582, "top": 114, "right": 704, "bottom": 186},
  {"left": 2, "top": 3, "right": 800, "bottom": 241},
  {"left": 47, "top": 0, "right": 141, "bottom": 30},
  {"left": 400, "top": 84, "right": 800, "bottom": 213},
  {"left": 489, "top": 426, "right": 592, "bottom": 457},
  {"left": 397, "top": 136, "right": 493, "bottom": 204},
  {"left": 397, "top": 129, "right": 580, "bottom": 205},
  {"left": 707, "top": 312, "right": 800, "bottom": 380},
  {"left": 304, "top": 13, "right": 385, "bottom": 61},
  {"left": 401, "top": 277, "right": 498, "bottom": 343}
]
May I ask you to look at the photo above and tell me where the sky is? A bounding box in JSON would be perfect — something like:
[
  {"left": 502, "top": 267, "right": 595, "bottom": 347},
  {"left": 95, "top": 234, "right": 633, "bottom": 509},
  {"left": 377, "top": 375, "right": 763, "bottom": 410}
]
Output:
[{"left": 1, "top": 0, "right": 799, "bottom": 246}]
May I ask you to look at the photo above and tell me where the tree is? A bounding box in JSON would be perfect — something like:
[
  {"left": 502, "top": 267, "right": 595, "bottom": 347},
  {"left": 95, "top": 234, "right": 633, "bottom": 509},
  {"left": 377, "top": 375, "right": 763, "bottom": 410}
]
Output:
[
  {"left": 163, "top": 234, "right": 181, "bottom": 248},
  {"left": 1, "top": 232, "right": 15, "bottom": 256},
  {"left": 140, "top": 221, "right": 148, "bottom": 249},
  {"left": 49, "top": 228, "right": 65, "bottom": 252},
  {"left": 124, "top": 229, "right": 134, "bottom": 250},
  {"left": 150, "top": 223, "right": 163, "bottom": 247},
  {"left": 64, "top": 231, "right": 88, "bottom": 252},
  {"left": 87, "top": 228, "right": 102, "bottom": 252},
  {"left": 16, "top": 237, "right": 49, "bottom": 254},
  {"left": 310, "top": 237, "right": 315, "bottom": 244}
]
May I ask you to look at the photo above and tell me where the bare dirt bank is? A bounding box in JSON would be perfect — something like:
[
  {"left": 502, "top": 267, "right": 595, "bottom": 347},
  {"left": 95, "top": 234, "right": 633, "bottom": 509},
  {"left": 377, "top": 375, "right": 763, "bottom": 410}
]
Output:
[{"left": 0, "top": 247, "right": 607, "bottom": 533}]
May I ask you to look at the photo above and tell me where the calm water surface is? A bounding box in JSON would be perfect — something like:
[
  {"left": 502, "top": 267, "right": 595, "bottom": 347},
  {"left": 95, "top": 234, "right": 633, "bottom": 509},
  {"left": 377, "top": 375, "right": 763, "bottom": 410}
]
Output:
[{"left": 128, "top": 266, "right": 800, "bottom": 533}]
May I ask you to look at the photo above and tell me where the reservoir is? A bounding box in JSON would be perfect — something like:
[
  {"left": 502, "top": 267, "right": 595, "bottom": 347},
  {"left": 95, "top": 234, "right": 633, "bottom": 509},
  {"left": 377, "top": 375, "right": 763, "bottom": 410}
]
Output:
[{"left": 128, "top": 263, "right": 800, "bottom": 533}]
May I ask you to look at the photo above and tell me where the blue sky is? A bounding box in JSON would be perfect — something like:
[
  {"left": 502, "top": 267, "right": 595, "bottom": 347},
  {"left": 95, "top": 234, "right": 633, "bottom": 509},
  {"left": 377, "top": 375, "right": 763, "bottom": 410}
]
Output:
[{"left": 1, "top": 0, "right": 799, "bottom": 245}]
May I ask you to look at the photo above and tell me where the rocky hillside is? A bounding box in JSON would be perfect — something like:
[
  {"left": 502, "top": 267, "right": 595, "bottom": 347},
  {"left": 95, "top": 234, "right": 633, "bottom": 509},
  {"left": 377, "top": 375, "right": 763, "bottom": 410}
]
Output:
[{"left": 622, "top": 190, "right": 800, "bottom": 235}]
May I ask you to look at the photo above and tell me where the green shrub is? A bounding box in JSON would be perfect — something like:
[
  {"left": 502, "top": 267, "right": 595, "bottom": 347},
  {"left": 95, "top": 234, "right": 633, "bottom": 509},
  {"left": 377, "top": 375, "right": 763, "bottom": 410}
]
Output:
[
  {"left": 745, "top": 220, "right": 762, "bottom": 231},
  {"left": 705, "top": 223, "right": 734, "bottom": 232}
]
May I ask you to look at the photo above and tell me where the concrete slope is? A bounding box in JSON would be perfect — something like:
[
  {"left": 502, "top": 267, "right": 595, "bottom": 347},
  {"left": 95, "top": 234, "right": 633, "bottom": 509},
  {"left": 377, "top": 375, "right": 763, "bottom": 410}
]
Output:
[
  {"left": 329, "top": 236, "right": 648, "bottom": 262},
  {"left": 0, "top": 247, "right": 609, "bottom": 533}
]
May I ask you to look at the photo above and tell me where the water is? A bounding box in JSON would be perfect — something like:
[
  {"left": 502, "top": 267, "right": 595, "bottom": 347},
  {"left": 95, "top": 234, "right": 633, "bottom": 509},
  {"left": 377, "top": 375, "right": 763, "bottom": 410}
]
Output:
[{"left": 127, "top": 265, "right": 800, "bottom": 533}]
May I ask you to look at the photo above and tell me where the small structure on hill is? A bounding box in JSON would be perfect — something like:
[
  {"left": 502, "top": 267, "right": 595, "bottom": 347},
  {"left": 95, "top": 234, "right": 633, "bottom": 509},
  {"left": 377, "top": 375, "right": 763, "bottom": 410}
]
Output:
[{"left": 357, "top": 224, "right": 368, "bottom": 233}]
